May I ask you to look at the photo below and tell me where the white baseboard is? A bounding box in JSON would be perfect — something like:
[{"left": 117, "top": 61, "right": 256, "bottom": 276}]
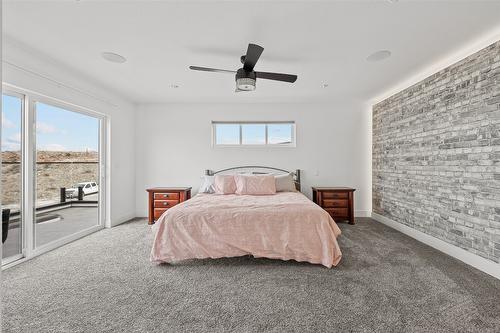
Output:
[
  {"left": 355, "top": 210, "right": 371, "bottom": 217},
  {"left": 371, "top": 212, "right": 500, "bottom": 280}
]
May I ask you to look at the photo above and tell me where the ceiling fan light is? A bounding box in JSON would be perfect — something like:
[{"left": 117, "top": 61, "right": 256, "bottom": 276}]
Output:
[{"left": 236, "top": 77, "right": 256, "bottom": 91}]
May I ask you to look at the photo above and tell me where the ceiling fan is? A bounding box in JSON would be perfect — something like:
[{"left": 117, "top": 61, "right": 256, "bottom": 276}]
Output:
[{"left": 189, "top": 43, "right": 298, "bottom": 92}]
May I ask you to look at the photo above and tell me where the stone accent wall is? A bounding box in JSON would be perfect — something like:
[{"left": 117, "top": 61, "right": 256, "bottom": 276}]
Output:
[{"left": 373, "top": 41, "right": 500, "bottom": 263}]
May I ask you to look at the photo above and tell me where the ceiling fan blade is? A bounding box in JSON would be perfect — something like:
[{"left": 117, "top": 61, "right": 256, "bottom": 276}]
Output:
[
  {"left": 243, "top": 43, "right": 264, "bottom": 71},
  {"left": 189, "top": 66, "right": 236, "bottom": 74},
  {"left": 255, "top": 71, "right": 297, "bottom": 83}
]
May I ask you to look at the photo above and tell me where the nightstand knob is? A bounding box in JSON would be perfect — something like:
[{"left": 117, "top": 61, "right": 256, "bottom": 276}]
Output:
[{"left": 163, "top": 202, "right": 168, "bottom": 206}]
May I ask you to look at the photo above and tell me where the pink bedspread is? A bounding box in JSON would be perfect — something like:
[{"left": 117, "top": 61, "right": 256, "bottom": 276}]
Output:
[{"left": 150, "top": 192, "right": 342, "bottom": 267}]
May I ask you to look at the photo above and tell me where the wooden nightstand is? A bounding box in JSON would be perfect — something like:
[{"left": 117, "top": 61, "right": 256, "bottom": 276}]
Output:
[
  {"left": 146, "top": 187, "right": 191, "bottom": 224},
  {"left": 312, "top": 187, "right": 356, "bottom": 224}
]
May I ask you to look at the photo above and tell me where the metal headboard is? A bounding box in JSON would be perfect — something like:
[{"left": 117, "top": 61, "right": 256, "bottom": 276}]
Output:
[{"left": 205, "top": 166, "right": 301, "bottom": 191}]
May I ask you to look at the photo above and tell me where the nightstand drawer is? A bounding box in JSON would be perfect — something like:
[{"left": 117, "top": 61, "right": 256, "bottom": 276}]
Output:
[
  {"left": 154, "top": 208, "right": 168, "bottom": 220},
  {"left": 322, "top": 192, "right": 348, "bottom": 199},
  {"left": 322, "top": 199, "right": 348, "bottom": 208},
  {"left": 154, "top": 200, "right": 179, "bottom": 208},
  {"left": 325, "top": 208, "right": 349, "bottom": 217},
  {"left": 154, "top": 193, "right": 179, "bottom": 200}
]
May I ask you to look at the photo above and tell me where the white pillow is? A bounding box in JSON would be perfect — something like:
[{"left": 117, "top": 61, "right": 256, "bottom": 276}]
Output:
[
  {"left": 275, "top": 173, "right": 297, "bottom": 192},
  {"left": 199, "top": 175, "right": 215, "bottom": 193}
]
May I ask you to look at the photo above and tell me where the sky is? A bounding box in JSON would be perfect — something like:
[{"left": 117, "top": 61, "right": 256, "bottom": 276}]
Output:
[
  {"left": 2, "top": 94, "right": 99, "bottom": 152},
  {"left": 215, "top": 123, "right": 293, "bottom": 145}
]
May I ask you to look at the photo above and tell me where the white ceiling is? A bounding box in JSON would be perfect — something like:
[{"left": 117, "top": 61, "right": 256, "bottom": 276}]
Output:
[{"left": 3, "top": 0, "right": 500, "bottom": 104}]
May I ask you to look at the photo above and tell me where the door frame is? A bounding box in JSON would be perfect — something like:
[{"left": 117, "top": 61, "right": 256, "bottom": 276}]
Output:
[
  {"left": 1, "top": 89, "right": 26, "bottom": 266},
  {"left": 1, "top": 83, "right": 108, "bottom": 268}
]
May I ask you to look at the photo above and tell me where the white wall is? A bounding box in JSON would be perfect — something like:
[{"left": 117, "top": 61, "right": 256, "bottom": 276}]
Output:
[
  {"left": 2, "top": 39, "right": 373, "bottom": 224},
  {"left": 2, "top": 37, "right": 373, "bottom": 224},
  {"left": 2, "top": 39, "right": 136, "bottom": 227},
  {"left": 135, "top": 102, "right": 372, "bottom": 217}
]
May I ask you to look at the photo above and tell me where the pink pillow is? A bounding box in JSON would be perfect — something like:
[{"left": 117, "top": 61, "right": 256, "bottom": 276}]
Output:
[
  {"left": 234, "top": 174, "right": 276, "bottom": 195},
  {"left": 214, "top": 175, "right": 237, "bottom": 194}
]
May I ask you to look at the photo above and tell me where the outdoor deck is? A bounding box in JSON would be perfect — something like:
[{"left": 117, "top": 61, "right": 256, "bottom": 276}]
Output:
[{"left": 2, "top": 194, "right": 99, "bottom": 259}]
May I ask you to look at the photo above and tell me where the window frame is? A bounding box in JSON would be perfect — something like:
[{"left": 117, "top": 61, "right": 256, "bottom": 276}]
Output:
[{"left": 212, "top": 121, "right": 296, "bottom": 148}]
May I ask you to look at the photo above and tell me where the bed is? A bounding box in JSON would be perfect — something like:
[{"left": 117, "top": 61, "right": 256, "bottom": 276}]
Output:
[{"left": 150, "top": 167, "right": 342, "bottom": 268}]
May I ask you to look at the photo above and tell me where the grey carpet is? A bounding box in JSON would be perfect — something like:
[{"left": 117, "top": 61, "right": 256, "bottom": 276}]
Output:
[{"left": 2, "top": 218, "right": 500, "bottom": 333}]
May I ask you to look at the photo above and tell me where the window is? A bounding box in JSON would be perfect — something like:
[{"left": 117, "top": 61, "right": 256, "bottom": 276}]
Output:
[
  {"left": 268, "top": 123, "right": 294, "bottom": 145},
  {"left": 215, "top": 123, "right": 239, "bottom": 145},
  {"left": 241, "top": 124, "right": 266, "bottom": 145},
  {"left": 213, "top": 121, "right": 295, "bottom": 147}
]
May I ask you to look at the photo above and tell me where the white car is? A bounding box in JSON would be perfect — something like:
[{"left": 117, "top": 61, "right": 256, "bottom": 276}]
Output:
[{"left": 65, "top": 182, "right": 99, "bottom": 198}]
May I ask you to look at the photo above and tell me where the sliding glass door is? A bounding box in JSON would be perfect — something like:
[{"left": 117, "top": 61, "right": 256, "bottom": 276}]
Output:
[
  {"left": 1, "top": 86, "right": 106, "bottom": 266},
  {"left": 34, "top": 101, "right": 101, "bottom": 249},
  {"left": 1, "top": 93, "right": 24, "bottom": 263}
]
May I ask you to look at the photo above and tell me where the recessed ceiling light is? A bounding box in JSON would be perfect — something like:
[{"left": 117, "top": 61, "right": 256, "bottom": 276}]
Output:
[
  {"left": 366, "top": 50, "right": 392, "bottom": 62},
  {"left": 322, "top": 83, "right": 329, "bottom": 88},
  {"left": 170, "top": 84, "right": 179, "bottom": 89},
  {"left": 101, "top": 52, "right": 127, "bottom": 64}
]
